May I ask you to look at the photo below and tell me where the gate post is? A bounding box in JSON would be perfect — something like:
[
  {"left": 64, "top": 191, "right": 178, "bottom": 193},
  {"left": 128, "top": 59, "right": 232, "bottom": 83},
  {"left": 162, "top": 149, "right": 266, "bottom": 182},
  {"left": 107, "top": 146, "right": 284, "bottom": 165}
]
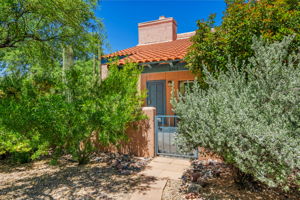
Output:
[{"left": 141, "top": 107, "right": 156, "bottom": 157}]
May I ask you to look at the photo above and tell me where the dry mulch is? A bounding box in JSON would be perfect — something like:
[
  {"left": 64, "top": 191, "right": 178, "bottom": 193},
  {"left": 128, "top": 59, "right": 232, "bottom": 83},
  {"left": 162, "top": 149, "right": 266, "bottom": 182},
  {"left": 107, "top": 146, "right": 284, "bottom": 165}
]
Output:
[
  {"left": 0, "top": 153, "right": 155, "bottom": 200},
  {"left": 162, "top": 160, "right": 300, "bottom": 200}
]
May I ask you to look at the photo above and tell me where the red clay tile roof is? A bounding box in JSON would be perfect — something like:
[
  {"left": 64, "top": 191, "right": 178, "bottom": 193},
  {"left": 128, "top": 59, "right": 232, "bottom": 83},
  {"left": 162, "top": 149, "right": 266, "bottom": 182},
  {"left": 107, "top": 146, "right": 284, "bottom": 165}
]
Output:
[{"left": 104, "top": 38, "right": 192, "bottom": 65}]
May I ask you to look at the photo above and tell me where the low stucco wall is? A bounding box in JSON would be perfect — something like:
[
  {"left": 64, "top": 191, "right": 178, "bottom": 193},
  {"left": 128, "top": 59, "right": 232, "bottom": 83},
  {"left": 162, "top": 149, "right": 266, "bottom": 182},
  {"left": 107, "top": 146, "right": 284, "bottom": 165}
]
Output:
[
  {"left": 98, "top": 107, "right": 156, "bottom": 158},
  {"left": 97, "top": 106, "right": 221, "bottom": 161},
  {"left": 197, "top": 147, "right": 223, "bottom": 162},
  {"left": 120, "top": 107, "right": 156, "bottom": 157}
]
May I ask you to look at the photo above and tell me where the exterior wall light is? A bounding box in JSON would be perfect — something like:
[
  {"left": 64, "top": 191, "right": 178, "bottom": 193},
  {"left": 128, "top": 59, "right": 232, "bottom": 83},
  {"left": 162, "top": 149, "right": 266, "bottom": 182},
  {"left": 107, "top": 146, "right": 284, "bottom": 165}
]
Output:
[{"left": 168, "top": 80, "right": 174, "bottom": 87}]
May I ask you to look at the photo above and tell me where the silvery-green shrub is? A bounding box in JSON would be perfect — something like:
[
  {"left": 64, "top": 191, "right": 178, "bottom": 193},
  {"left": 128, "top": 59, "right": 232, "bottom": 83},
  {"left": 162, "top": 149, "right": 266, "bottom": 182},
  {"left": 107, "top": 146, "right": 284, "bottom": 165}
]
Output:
[{"left": 173, "top": 36, "right": 300, "bottom": 188}]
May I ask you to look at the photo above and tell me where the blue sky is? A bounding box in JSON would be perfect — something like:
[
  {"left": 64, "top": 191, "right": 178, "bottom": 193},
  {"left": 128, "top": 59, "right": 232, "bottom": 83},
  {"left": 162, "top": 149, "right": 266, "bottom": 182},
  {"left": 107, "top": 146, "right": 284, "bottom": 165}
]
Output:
[{"left": 96, "top": 0, "right": 226, "bottom": 54}]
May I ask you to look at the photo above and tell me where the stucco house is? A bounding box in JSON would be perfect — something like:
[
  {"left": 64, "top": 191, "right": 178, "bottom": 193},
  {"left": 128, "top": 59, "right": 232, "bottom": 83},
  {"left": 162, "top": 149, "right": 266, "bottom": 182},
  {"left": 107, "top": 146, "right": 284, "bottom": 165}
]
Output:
[{"left": 102, "top": 16, "right": 195, "bottom": 116}]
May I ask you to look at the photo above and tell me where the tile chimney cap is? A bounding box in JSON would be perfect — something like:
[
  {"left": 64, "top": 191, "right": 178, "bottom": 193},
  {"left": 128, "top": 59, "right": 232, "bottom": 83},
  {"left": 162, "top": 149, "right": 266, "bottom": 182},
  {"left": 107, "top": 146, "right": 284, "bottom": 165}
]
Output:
[{"left": 159, "top": 16, "right": 166, "bottom": 20}]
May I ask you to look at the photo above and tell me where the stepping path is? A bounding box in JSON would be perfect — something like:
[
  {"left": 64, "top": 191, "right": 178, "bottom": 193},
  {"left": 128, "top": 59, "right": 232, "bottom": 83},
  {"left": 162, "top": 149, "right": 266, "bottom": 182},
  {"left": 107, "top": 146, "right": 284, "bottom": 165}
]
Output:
[{"left": 130, "top": 156, "right": 190, "bottom": 200}]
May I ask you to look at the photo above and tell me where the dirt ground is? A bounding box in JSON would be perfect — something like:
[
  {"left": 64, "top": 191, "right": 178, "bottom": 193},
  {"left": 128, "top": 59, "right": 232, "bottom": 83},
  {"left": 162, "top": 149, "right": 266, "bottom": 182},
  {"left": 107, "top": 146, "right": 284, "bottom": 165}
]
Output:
[
  {"left": 1, "top": 156, "right": 299, "bottom": 200},
  {"left": 162, "top": 160, "right": 300, "bottom": 200},
  {"left": 0, "top": 155, "right": 155, "bottom": 200}
]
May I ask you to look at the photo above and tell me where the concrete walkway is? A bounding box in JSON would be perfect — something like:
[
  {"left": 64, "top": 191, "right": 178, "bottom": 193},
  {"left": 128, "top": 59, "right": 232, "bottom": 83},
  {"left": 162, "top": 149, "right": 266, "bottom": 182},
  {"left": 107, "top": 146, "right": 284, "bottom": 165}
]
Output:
[{"left": 130, "top": 156, "right": 190, "bottom": 200}]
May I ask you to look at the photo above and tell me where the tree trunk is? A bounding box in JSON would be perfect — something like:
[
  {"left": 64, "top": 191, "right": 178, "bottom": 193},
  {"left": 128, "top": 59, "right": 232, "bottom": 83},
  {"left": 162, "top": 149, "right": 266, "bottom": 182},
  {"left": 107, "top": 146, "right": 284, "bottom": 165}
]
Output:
[
  {"left": 231, "top": 165, "right": 260, "bottom": 191},
  {"left": 62, "top": 45, "right": 74, "bottom": 102}
]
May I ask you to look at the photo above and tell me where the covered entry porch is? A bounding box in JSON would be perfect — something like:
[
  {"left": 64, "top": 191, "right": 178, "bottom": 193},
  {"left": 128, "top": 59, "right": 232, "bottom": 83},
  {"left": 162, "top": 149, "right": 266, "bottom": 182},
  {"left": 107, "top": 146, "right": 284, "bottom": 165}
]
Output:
[
  {"left": 138, "top": 64, "right": 197, "bottom": 158},
  {"left": 140, "top": 69, "right": 195, "bottom": 116}
]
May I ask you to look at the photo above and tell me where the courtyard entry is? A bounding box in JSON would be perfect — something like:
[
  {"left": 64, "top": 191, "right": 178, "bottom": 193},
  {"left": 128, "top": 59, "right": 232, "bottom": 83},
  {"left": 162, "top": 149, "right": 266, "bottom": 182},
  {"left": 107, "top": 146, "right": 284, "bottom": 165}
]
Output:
[{"left": 155, "top": 115, "right": 197, "bottom": 158}]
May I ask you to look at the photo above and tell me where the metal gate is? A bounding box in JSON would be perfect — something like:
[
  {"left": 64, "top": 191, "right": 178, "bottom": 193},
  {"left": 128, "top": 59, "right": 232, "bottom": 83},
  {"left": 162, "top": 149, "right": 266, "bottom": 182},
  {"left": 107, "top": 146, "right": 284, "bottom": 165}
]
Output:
[{"left": 155, "top": 115, "right": 198, "bottom": 158}]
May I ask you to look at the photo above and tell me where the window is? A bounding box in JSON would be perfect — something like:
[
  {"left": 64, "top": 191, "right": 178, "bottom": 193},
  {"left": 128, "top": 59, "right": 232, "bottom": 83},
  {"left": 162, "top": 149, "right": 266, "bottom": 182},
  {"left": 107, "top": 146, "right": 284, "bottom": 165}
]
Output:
[{"left": 179, "top": 80, "right": 194, "bottom": 95}]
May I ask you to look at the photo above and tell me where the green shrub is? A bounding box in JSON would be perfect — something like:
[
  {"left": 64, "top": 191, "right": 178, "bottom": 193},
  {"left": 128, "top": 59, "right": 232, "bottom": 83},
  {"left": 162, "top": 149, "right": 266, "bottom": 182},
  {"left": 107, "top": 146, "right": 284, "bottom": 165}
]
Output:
[
  {"left": 0, "top": 61, "right": 144, "bottom": 164},
  {"left": 0, "top": 128, "right": 32, "bottom": 163},
  {"left": 186, "top": 0, "right": 300, "bottom": 76},
  {"left": 173, "top": 36, "right": 300, "bottom": 189}
]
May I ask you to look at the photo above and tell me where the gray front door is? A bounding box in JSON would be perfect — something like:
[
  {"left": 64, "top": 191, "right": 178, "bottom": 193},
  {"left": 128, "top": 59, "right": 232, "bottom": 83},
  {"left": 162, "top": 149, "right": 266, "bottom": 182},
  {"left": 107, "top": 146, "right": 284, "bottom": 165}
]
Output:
[{"left": 146, "top": 80, "right": 166, "bottom": 115}]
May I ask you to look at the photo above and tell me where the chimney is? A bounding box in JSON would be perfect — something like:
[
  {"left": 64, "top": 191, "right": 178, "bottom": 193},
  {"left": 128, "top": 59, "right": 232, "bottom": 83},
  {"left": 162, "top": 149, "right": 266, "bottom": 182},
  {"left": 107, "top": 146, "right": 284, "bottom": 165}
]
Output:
[{"left": 138, "top": 16, "right": 177, "bottom": 45}]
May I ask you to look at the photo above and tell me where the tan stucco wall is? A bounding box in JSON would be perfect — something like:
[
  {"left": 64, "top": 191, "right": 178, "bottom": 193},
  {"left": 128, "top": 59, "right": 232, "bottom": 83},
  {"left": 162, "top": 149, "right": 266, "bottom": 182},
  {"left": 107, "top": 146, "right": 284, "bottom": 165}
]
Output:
[
  {"left": 99, "top": 107, "right": 156, "bottom": 158},
  {"left": 120, "top": 107, "right": 156, "bottom": 157}
]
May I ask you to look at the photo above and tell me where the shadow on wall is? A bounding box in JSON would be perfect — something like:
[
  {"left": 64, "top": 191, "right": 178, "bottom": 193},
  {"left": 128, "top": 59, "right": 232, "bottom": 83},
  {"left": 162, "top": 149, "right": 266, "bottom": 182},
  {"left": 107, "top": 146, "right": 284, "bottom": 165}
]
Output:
[
  {"left": 98, "top": 107, "right": 156, "bottom": 158},
  {"left": 120, "top": 119, "right": 152, "bottom": 157}
]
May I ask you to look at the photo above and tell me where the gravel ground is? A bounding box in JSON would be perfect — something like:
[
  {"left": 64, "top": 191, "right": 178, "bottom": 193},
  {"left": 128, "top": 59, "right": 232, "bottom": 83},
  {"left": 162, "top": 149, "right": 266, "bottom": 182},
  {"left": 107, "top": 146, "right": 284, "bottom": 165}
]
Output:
[
  {"left": 0, "top": 153, "right": 154, "bottom": 200},
  {"left": 162, "top": 160, "right": 300, "bottom": 200},
  {"left": 162, "top": 179, "right": 184, "bottom": 200}
]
